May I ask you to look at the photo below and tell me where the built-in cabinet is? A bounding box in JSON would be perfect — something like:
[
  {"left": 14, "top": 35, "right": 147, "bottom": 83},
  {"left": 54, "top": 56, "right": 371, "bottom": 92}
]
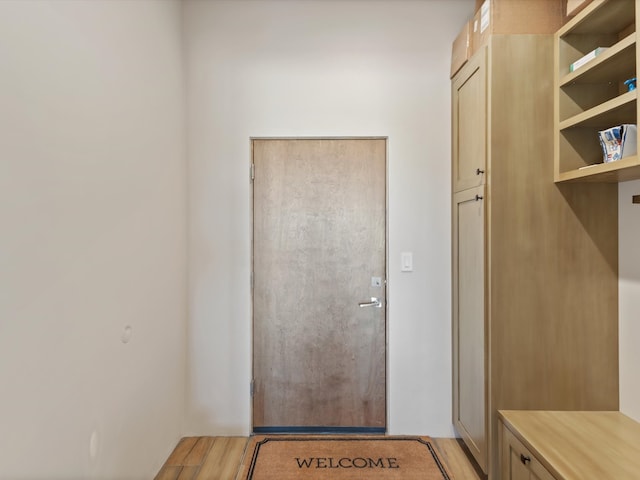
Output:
[
  {"left": 451, "top": 34, "right": 619, "bottom": 479},
  {"left": 555, "top": 0, "right": 639, "bottom": 182},
  {"left": 452, "top": 185, "right": 486, "bottom": 471},
  {"left": 452, "top": 50, "right": 486, "bottom": 193},
  {"left": 499, "top": 411, "right": 640, "bottom": 480},
  {"left": 500, "top": 424, "right": 554, "bottom": 480}
]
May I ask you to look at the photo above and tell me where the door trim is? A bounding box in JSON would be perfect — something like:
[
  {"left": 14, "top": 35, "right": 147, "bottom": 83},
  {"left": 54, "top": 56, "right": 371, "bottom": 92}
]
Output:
[{"left": 249, "top": 136, "right": 389, "bottom": 433}]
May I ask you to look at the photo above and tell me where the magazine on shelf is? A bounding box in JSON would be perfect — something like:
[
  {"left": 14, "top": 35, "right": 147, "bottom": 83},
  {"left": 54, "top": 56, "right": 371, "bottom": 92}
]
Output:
[{"left": 597, "top": 124, "right": 637, "bottom": 163}]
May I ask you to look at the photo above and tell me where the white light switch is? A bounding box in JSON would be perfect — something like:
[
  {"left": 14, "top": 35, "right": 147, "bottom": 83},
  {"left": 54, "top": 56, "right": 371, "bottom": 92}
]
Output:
[{"left": 401, "top": 252, "right": 413, "bottom": 272}]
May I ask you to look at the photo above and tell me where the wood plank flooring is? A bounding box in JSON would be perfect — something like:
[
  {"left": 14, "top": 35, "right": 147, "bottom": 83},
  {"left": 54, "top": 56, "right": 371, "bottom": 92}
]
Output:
[{"left": 154, "top": 436, "right": 484, "bottom": 480}]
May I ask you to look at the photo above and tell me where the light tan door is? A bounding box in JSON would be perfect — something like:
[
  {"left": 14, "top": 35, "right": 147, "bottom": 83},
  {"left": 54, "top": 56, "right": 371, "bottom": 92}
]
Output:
[
  {"left": 452, "top": 47, "right": 486, "bottom": 193},
  {"left": 252, "top": 138, "right": 386, "bottom": 433},
  {"left": 452, "top": 185, "right": 486, "bottom": 471}
]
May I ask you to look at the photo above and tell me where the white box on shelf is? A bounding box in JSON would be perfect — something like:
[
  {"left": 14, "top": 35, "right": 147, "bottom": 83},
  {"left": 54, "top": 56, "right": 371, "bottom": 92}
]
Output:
[{"left": 569, "top": 47, "right": 609, "bottom": 72}]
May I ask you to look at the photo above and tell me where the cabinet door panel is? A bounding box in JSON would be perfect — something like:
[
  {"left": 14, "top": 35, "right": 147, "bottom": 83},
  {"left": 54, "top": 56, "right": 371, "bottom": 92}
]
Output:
[
  {"left": 509, "top": 448, "right": 532, "bottom": 480},
  {"left": 501, "top": 425, "right": 556, "bottom": 480},
  {"left": 452, "top": 185, "right": 486, "bottom": 472},
  {"left": 452, "top": 48, "right": 487, "bottom": 192}
]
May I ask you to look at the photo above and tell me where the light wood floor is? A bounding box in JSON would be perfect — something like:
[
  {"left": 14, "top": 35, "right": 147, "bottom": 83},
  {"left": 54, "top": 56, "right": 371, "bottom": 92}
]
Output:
[{"left": 154, "top": 436, "right": 484, "bottom": 480}]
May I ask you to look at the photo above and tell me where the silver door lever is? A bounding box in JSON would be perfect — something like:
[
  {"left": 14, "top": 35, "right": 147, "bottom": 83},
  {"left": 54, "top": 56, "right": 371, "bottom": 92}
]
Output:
[{"left": 359, "top": 297, "right": 382, "bottom": 308}]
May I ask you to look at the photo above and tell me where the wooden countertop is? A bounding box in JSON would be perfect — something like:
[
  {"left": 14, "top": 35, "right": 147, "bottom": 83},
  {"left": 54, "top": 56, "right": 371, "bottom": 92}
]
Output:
[{"left": 499, "top": 411, "right": 640, "bottom": 480}]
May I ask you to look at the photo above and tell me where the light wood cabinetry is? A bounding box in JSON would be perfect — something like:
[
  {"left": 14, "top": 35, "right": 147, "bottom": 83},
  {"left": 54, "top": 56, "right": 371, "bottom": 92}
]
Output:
[
  {"left": 453, "top": 51, "right": 487, "bottom": 193},
  {"left": 554, "top": 0, "right": 640, "bottom": 182},
  {"left": 451, "top": 35, "right": 619, "bottom": 480},
  {"left": 452, "top": 185, "right": 486, "bottom": 471},
  {"left": 499, "top": 411, "right": 640, "bottom": 480},
  {"left": 500, "top": 422, "right": 556, "bottom": 480}
]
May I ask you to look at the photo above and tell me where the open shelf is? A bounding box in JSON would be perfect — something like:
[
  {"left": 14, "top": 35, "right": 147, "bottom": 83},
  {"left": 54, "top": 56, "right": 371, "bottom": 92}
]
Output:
[
  {"left": 559, "top": 90, "right": 637, "bottom": 129},
  {"left": 554, "top": 0, "right": 639, "bottom": 183},
  {"left": 559, "top": 33, "right": 636, "bottom": 87},
  {"left": 556, "top": 155, "right": 640, "bottom": 183},
  {"left": 560, "top": 0, "right": 635, "bottom": 36}
]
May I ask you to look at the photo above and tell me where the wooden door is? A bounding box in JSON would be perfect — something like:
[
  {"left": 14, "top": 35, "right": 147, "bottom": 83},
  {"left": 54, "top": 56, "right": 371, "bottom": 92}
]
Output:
[
  {"left": 252, "top": 138, "right": 386, "bottom": 433},
  {"left": 452, "top": 48, "right": 487, "bottom": 193},
  {"left": 452, "top": 185, "right": 487, "bottom": 471}
]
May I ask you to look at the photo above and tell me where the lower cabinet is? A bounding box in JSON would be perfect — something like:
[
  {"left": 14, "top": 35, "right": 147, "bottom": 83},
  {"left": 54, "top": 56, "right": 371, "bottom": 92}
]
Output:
[
  {"left": 498, "top": 411, "right": 640, "bottom": 480},
  {"left": 500, "top": 423, "right": 555, "bottom": 480},
  {"left": 452, "top": 185, "right": 486, "bottom": 471}
]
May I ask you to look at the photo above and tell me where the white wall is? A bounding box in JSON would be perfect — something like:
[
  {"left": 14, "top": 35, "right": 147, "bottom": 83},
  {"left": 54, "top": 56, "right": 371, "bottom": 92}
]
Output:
[
  {"left": 0, "top": 1, "right": 187, "bottom": 478},
  {"left": 619, "top": 179, "right": 640, "bottom": 422},
  {"left": 184, "top": 0, "right": 472, "bottom": 436},
  {"left": 2, "top": 0, "right": 638, "bottom": 470}
]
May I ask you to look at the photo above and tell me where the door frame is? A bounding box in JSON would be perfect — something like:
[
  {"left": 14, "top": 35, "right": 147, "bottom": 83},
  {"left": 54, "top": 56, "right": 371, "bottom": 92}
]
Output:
[{"left": 249, "top": 136, "right": 390, "bottom": 433}]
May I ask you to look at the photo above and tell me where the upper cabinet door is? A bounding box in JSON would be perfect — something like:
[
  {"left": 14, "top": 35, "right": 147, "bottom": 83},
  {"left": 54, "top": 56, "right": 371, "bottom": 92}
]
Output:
[{"left": 452, "top": 47, "right": 487, "bottom": 193}]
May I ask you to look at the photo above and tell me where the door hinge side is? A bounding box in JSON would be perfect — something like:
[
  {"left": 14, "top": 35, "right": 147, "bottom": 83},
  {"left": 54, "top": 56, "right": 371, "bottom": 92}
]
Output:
[
  {"left": 250, "top": 379, "right": 255, "bottom": 397},
  {"left": 250, "top": 163, "right": 255, "bottom": 182}
]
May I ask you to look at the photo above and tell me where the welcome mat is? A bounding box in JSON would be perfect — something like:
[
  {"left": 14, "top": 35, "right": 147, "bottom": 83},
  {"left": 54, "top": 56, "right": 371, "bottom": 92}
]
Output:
[{"left": 238, "top": 436, "right": 453, "bottom": 480}]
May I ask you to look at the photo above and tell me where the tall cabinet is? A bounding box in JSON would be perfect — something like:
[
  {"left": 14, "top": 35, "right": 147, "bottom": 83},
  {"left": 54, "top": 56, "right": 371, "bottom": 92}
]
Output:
[{"left": 451, "top": 34, "right": 619, "bottom": 479}]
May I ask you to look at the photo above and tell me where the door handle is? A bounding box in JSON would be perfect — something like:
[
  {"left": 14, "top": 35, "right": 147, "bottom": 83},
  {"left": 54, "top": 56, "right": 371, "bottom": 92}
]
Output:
[{"left": 359, "top": 297, "right": 382, "bottom": 308}]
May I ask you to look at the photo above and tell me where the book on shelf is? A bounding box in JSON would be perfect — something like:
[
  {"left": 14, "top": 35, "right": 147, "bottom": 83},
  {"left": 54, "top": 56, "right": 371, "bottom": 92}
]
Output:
[
  {"left": 569, "top": 47, "right": 608, "bottom": 72},
  {"left": 597, "top": 124, "right": 637, "bottom": 163}
]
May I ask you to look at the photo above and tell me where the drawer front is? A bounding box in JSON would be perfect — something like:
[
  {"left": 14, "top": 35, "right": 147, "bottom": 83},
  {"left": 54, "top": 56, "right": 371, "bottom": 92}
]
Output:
[{"left": 501, "top": 423, "right": 556, "bottom": 480}]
